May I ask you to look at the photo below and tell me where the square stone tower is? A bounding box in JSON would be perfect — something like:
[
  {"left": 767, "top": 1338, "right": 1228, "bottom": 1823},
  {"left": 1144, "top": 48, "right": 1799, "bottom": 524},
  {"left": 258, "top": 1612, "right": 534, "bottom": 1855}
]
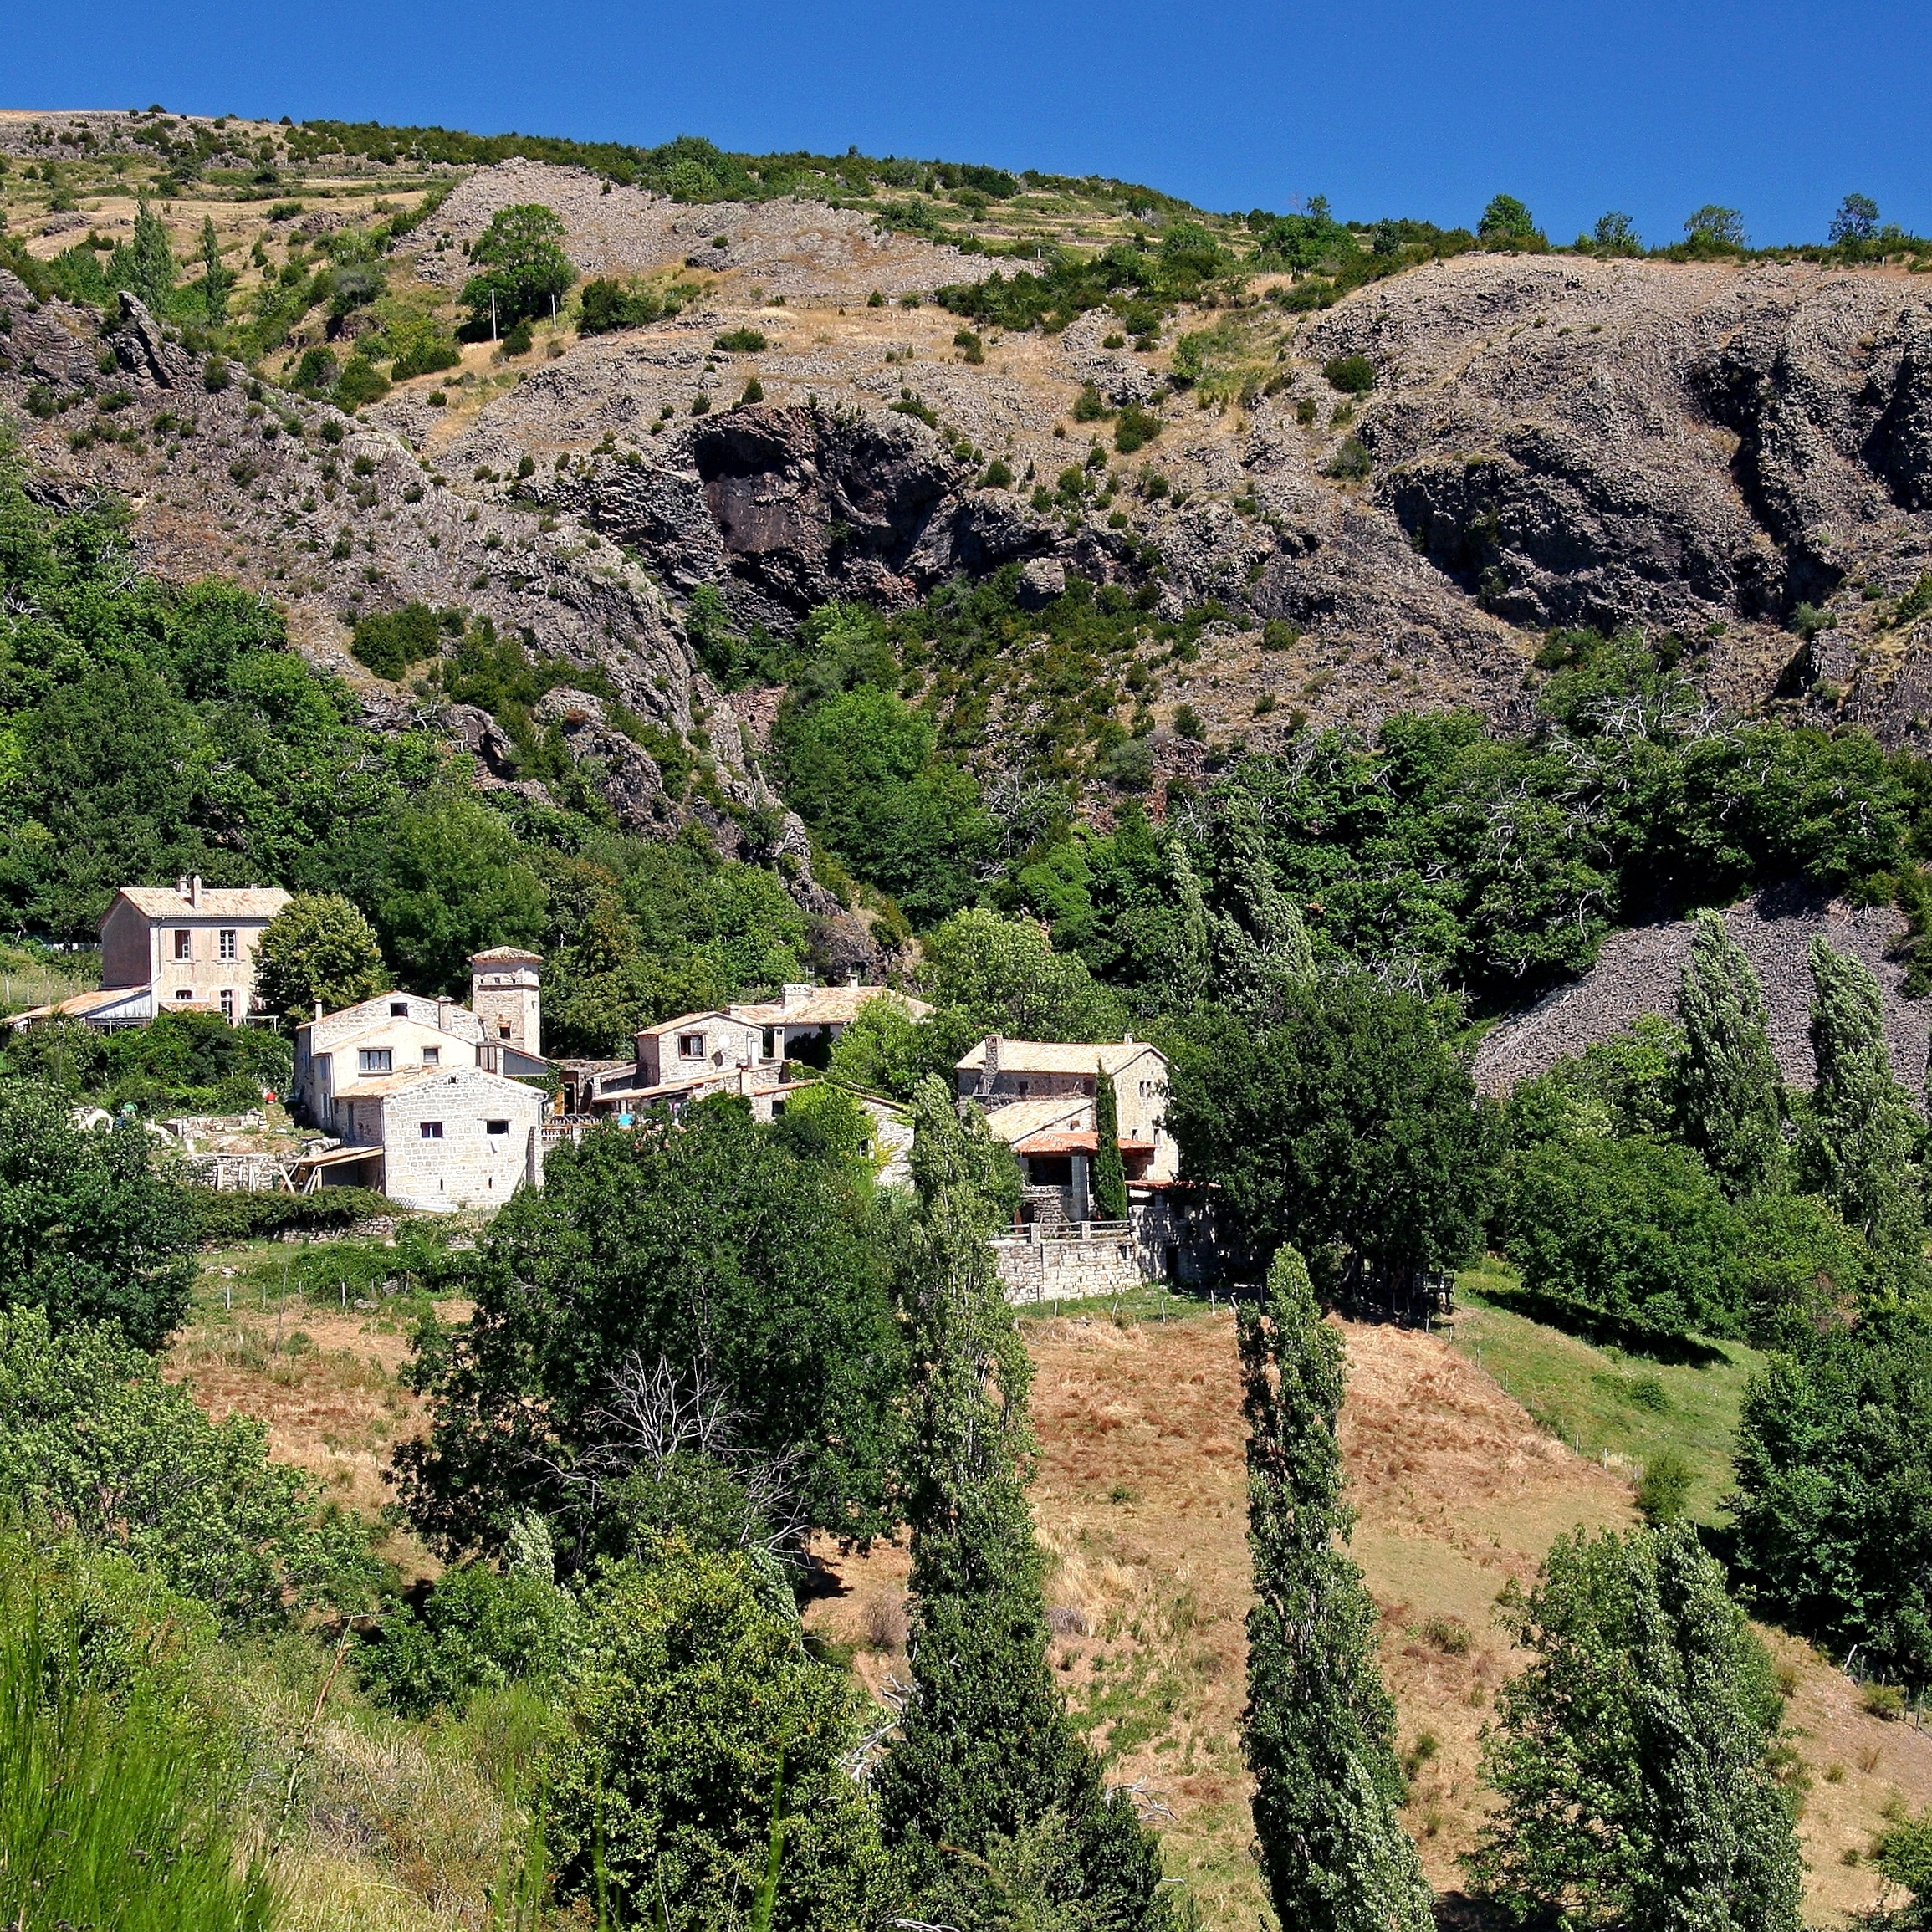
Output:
[{"left": 469, "top": 947, "right": 543, "bottom": 1055}]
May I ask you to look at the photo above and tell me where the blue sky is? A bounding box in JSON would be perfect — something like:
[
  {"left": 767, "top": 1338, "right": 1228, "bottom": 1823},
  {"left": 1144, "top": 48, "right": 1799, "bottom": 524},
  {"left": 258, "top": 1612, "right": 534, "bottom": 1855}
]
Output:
[{"left": 7, "top": 0, "right": 1926, "bottom": 245}]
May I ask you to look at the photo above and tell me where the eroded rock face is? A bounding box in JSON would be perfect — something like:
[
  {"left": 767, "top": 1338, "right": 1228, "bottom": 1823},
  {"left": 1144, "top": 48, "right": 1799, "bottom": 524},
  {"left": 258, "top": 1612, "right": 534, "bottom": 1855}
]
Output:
[{"left": 552, "top": 404, "right": 1055, "bottom": 626}]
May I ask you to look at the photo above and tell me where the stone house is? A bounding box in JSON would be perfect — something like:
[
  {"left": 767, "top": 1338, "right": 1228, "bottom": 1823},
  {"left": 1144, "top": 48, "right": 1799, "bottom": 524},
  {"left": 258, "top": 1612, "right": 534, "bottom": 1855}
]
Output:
[
  {"left": 304, "top": 1063, "right": 546, "bottom": 1210},
  {"left": 559, "top": 984, "right": 923, "bottom": 1118},
  {"left": 729, "top": 983, "right": 933, "bottom": 1064},
  {"left": 956, "top": 1036, "right": 1179, "bottom": 1223},
  {"left": 291, "top": 953, "right": 549, "bottom": 1135},
  {"left": 12, "top": 879, "right": 292, "bottom": 1030}
]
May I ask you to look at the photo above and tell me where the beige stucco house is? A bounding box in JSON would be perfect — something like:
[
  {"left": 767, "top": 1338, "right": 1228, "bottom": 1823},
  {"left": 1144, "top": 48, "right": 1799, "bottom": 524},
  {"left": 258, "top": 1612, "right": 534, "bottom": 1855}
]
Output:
[
  {"left": 9, "top": 878, "right": 292, "bottom": 1030},
  {"left": 729, "top": 983, "right": 933, "bottom": 1062}
]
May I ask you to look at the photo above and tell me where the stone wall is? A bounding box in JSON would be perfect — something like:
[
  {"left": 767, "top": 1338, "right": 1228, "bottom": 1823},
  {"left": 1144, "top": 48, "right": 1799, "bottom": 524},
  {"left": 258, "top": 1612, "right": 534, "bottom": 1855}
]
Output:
[{"left": 993, "top": 1228, "right": 1142, "bottom": 1305}]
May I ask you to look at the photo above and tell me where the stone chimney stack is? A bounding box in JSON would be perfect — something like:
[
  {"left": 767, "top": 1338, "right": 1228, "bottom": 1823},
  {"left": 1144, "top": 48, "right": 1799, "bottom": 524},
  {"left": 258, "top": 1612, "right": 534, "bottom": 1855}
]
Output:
[
  {"left": 188, "top": 876, "right": 202, "bottom": 907},
  {"left": 979, "top": 1033, "right": 1001, "bottom": 1100},
  {"left": 468, "top": 948, "right": 543, "bottom": 1057}
]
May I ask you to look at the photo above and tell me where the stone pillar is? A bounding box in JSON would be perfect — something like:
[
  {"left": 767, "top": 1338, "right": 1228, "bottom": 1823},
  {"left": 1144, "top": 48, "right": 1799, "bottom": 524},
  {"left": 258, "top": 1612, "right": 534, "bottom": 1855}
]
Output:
[{"left": 1071, "top": 1149, "right": 1091, "bottom": 1219}]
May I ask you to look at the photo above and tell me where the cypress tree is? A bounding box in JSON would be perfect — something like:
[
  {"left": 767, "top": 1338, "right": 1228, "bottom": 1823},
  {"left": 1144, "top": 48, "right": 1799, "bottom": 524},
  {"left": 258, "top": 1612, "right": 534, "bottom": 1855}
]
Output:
[
  {"left": 1157, "top": 838, "right": 1211, "bottom": 1016},
  {"left": 1094, "top": 1060, "right": 1128, "bottom": 1221},
  {"left": 1798, "top": 937, "right": 1919, "bottom": 1244},
  {"left": 1239, "top": 1245, "right": 1433, "bottom": 1932},
  {"left": 877, "top": 1076, "right": 1173, "bottom": 1929},
  {"left": 1674, "top": 911, "right": 1786, "bottom": 1198}
]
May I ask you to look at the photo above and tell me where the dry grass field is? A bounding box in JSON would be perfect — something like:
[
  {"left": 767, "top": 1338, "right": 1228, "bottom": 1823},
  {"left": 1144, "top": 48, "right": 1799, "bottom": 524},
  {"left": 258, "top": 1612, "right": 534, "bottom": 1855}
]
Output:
[{"left": 168, "top": 1261, "right": 1932, "bottom": 1929}]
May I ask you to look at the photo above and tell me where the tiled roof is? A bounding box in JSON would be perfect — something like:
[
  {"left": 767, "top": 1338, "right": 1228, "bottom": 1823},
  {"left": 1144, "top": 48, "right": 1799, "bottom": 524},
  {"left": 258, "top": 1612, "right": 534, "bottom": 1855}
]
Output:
[
  {"left": 470, "top": 946, "right": 543, "bottom": 963},
  {"left": 335, "top": 1066, "right": 537, "bottom": 1101},
  {"left": 1010, "top": 1130, "right": 1157, "bottom": 1156},
  {"left": 116, "top": 886, "right": 292, "bottom": 920},
  {"left": 956, "top": 1038, "right": 1164, "bottom": 1076},
  {"left": 733, "top": 985, "right": 933, "bottom": 1027},
  {"left": 8, "top": 985, "right": 149, "bottom": 1024},
  {"left": 635, "top": 1009, "right": 743, "bottom": 1040},
  {"left": 982, "top": 1097, "right": 1091, "bottom": 1143}
]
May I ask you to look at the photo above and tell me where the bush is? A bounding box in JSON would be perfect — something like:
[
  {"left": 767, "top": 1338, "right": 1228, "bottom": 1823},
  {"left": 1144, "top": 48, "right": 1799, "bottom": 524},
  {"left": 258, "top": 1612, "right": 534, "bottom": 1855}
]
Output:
[
  {"left": 980, "top": 457, "right": 1013, "bottom": 488},
  {"left": 1322, "top": 354, "right": 1376, "bottom": 394},
  {"left": 1505, "top": 1134, "right": 1743, "bottom": 1339},
  {"left": 1635, "top": 1449, "right": 1694, "bottom": 1524},
  {"left": 351, "top": 601, "right": 442, "bottom": 679},
  {"left": 1173, "top": 703, "right": 1204, "bottom": 741},
  {"left": 501, "top": 319, "right": 533, "bottom": 356},
  {"left": 712, "top": 326, "right": 769, "bottom": 353},
  {"left": 1114, "top": 402, "right": 1162, "bottom": 453},
  {"left": 292, "top": 345, "right": 338, "bottom": 394},
  {"left": 358, "top": 1556, "right": 582, "bottom": 1719},
  {"left": 545, "top": 1548, "right": 882, "bottom": 1928},
  {"left": 1323, "top": 435, "right": 1372, "bottom": 480},
  {"left": 391, "top": 334, "right": 461, "bottom": 380},
  {"left": 578, "top": 278, "right": 666, "bottom": 334},
  {"left": 0, "top": 1306, "right": 374, "bottom": 1626},
  {"left": 187, "top": 1185, "right": 392, "bottom": 1245},
  {"left": 1071, "top": 382, "right": 1108, "bottom": 422},
  {"left": 739, "top": 376, "right": 764, "bottom": 405},
  {"left": 335, "top": 354, "right": 390, "bottom": 408}
]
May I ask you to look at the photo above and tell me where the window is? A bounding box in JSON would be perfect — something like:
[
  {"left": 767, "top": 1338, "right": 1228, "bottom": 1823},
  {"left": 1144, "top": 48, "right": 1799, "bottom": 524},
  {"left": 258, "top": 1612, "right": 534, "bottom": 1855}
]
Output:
[
  {"left": 498, "top": 1021, "right": 511, "bottom": 1039},
  {"left": 419, "top": 1121, "right": 444, "bottom": 1140},
  {"left": 485, "top": 1119, "right": 509, "bottom": 1136},
  {"left": 218, "top": 929, "right": 238, "bottom": 961},
  {"left": 358, "top": 1049, "right": 392, "bottom": 1075},
  {"left": 175, "top": 989, "right": 192, "bottom": 1002},
  {"left": 390, "top": 1001, "right": 409, "bottom": 1018},
  {"left": 219, "top": 989, "right": 234, "bottom": 1020},
  {"left": 422, "top": 1046, "right": 440, "bottom": 1066},
  {"left": 678, "top": 1033, "right": 705, "bottom": 1058},
  {"left": 172, "top": 929, "right": 192, "bottom": 961}
]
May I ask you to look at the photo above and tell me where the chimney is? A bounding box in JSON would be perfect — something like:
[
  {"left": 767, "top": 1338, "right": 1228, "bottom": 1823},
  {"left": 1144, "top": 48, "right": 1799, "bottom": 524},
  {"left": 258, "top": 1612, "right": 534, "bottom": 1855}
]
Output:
[
  {"left": 188, "top": 876, "right": 202, "bottom": 908},
  {"left": 979, "top": 1033, "right": 1001, "bottom": 1100},
  {"left": 314, "top": 999, "right": 324, "bottom": 1022},
  {"left": 177, "top": 875, "right": 190, "bottom": 900},
  {"left": 847, "top": 969, "right": 862, "bottom": 989},
  {"left": 437, "top": 997, "right": 450, "bottom": 1033}
]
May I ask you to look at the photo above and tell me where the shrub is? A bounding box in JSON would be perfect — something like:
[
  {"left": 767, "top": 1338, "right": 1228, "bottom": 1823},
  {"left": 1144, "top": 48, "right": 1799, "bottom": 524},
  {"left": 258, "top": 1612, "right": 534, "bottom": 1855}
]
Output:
[
  {"left": 335, "top": 354, "right": 390, "bottom": 408},
  {"left": 1324, "top": 436, "right": 1372, "bottom": 481},
  {"left": 1323, "top": 354, "right": 1376, "bottom": 394},
  {"left": 1634, "top": 1449, "right": 1694, "bottom": 1524},
  {"left": 713, "top": 326, "right": 769, "bottom": 353},
  {"left": 1173, "top": 703, "right": 1204, "bottom": 741},
  {"left": 351, "top": 601, "right": 442, "bottom": 679},
  {"left": 577, "top": 278, "right": 665, "bottom": 334},
  {"left": 501, "top": 319, "right": 533, "bottom": 356},
  {"left": 292, "top": 345, "right": 338, "bottom": 394},
  {"left": 866, "top": 289, "right": 885, "bottom": 306},
  {"left": 980, "top": 457, "right": 1013, "bottom": 488},
  {"left": 1296, "top": 396, "right": 1317, "bottom": 424},
  {"left": 1114, "top": 403, "right": 1162, "bottom": 454},
  {"left": 691, "top": 391, "right": 711, "bottom": 416},
  {"left": 954, "top": 327, "right": 984, "bottom": 364},
  {"left": 187, "top": 1184, "right": 391, "bottom": 1244},
  {"left": 739, "top": 376, "right": 764, "bottom": 405},
  {"left": 1261, "top": 620, "right": 1301, "bottom": 650},
  {"left": 1071, "top": 382, "right": 1108, "bottom": 422}
]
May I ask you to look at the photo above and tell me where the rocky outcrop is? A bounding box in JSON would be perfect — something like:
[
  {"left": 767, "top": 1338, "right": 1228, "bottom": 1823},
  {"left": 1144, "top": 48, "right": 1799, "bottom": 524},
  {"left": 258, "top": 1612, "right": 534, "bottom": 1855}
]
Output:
[{"left": 546, "top": 404, "right": 1056, "bottom": 626}]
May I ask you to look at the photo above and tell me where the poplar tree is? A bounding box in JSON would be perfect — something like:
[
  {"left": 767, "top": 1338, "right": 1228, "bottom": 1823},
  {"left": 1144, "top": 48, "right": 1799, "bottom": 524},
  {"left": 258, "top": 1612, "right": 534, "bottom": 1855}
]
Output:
[
  {"left": 198, "top": 216, "right": 227, "bottom": 325},
  {"left": 1156, "top": 839, "right": 1211, "bottom": 1016},
  {"left": 1798, "top": 937, "right": 1919, "bottom": 1245},
  {"left": 1239, "top": 1245, "right": 1433, "bottom": 1932},
  {"left": 1674, "top": 911, "right": 1786, "bottom": 1198},
  {"left": 1207, "top": 794, "right": 1313, "bottom": 1024},
  {"left": 1094, "top": 1059, "right": 1128, "bottom": 1220},
  {"left": 120, "top": 199, "right": 176, "bottom": 312},
  {"left": 877, "top": 1077, "right": 1173, "bottom": 1929}
]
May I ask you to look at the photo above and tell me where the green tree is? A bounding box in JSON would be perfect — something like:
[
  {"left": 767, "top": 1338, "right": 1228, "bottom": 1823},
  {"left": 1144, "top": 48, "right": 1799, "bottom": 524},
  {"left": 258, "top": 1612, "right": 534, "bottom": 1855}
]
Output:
[
  {"left": 1828, "top": 194, "right": 1880, "bottom": 246},
  {"left": 253, "top": 891, "right": 388, "bottom": 1023},
  {"left": 1684, "top": 206, "right": 1749, "bottom": 251},
  {"left": 916, "top": 907, "right": 1127, "bottom": 1043},
  {"left": 1592, "top": 211, "right": 1642, "bottom": 253},
  {"left": 546, "top": 1546, "right": 883, "bottom": 1929},
  {"left": 197, "top": 214, "right": 227, "bottom": 324},
  {"left": 459, "top": 203, "right": 575, "bottom": 335},
  {"left": 1797, "top": 937, "right": 1919, "bottom": 1245},
  {"left": 1674, "top": 911, "right": 1786, "bottom": 1197},
  {"left": 0, "top": 1306, "right": 373, "bottom": 1627},
  {"left": 397, "top": 1097, "right": 906, "bottom": 1557},
  {"left": 1167, "top": 983, "right": 1490, "bottom": 1313},
  {"left": 1240, "top": 1245, "right": 1432, "bottom": 1932},
  {"left": 1872, "top": 1807, "right": 1932, "bottom": 1929},
  {"left": 1465, "top": 1522, "right": 1803, "bottom": 1932},
  {"left": 876, "top": 1079, "right": 1173, "bottom": 1929},
  {"left": 120, "top": 197, "right": 176, "bottom": 309},
  {"left": 1478, "top": 194, "right": 1545, "bottom": 248},
  {"left": 1093, "top": 1060, "right": 1128, "bottom": 1220},
  {"left": 1731, "top": 1308, "right": 1932, "bottom": 1691},
  {"left": 1505, "top": 1134, "right": 1745, "bottom": 1338},
  {"left": 1204, "top": 792, "right": 1312, "bottom": 1024},
  {"left": 0, "top": 1084, "right": 196, "bottom": 1349},
  {"left": 826, "top": 993, "right": 924, "bottom": 1099}
]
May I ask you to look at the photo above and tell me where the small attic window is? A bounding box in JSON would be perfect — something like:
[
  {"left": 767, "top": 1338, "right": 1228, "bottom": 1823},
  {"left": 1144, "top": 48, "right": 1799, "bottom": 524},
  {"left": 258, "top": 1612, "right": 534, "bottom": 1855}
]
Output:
[
  {"left": 485, "top": 1118, "right": 509, "bottom": 1136},
  {"left": 390, "top": 1001, "right": 409, "bottom": 1017}
]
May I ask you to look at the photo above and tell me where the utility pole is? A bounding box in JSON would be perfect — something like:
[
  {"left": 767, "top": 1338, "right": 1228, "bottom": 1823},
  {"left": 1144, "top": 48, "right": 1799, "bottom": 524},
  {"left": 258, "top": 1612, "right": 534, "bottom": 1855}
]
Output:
[{"left": 491, "top": 289, "right": 498, "bottom": 342}]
